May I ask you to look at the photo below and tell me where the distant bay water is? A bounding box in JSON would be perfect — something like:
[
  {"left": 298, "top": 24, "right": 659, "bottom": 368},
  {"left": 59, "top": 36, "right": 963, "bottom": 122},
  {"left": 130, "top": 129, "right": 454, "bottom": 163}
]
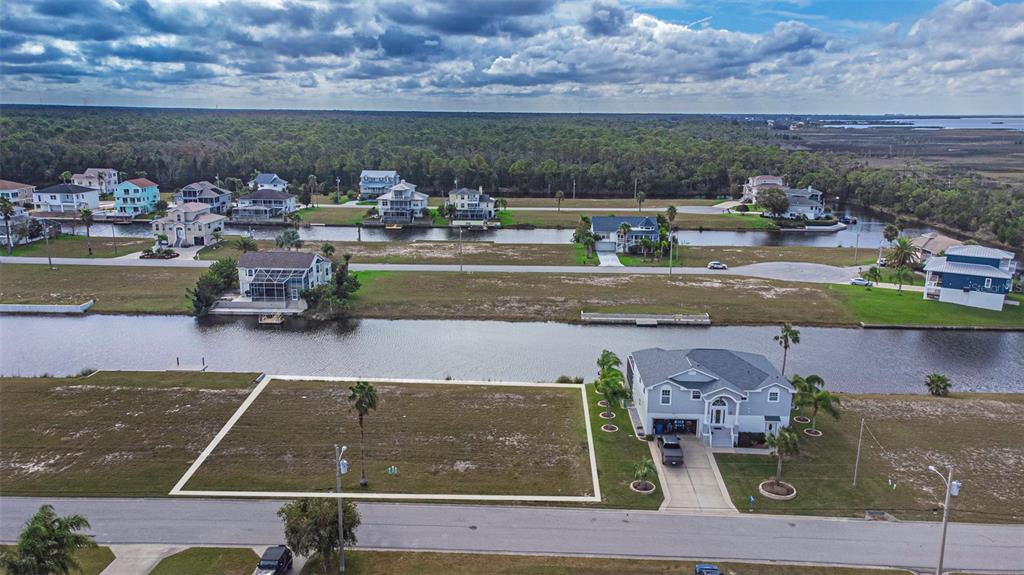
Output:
[{"left": 823, "top": 117, "right": 1024, "bottom": 131}]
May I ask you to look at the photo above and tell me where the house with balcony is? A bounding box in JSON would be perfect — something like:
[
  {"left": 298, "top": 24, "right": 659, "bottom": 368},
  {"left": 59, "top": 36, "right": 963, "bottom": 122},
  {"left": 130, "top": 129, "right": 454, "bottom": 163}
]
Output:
[
  {"left": 740, "top": 175, "right": 785, "bottom": 203},
  {"left": 359, "top": 170, "right": 401, "bottom": 199},
  {"left": 234, "top": 189, "right": 297, "bottom": 221},
  {"left": 238, "top": 251, "right": 332, "bottom": 303},
  {"left": 923, "top": 245, "right": 1017, "bottom": 311},
  {"left": 113, "top": 178, "right": 160, "bottom": 215},
  {"left": 445, "top": 186, "right": 496, "bottom": 224},
  {"left": 32, "top": 184, "right": 100, "bottom": 213},
  {"left": 71, "top": 168, "right": 119, "bottom": 195},
  {"left": 590, "top": 216, "right": 660, "bottom": 253},
  {"left": 176, "top": 181, "right": 233, "bottom": 214},
  {"left": 151, "top": 202, "right": 226, "bottom": 247},
  {"left": 0, "top": 180, "right": 36, "bottom": 206},
  {"left": 377, "top": 180, "right": 428, "bottom": 224},
  {"left": 250, "top": 173, "right": 288, "bottom": 192},
  {"left": 627, "top": 348, "right": 795, "bottom": 448}
]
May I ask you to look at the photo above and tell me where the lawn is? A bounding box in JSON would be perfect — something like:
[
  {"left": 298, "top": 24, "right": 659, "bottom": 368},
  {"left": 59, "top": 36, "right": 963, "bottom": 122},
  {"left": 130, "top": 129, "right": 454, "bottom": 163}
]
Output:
[
  {"left": 499, "top": 210, "right": 776, "bottom": 230},
  {"left": 352, "top": 271, "right": 855, "bottom": 325},
  {"left": 0, "top": 546, "right": 115, "bottom": 575},
  {"left": 715, "top": 393, "right": 1024, "bottom": 523},
  {"left": 184, "top": 379, "right": 593, "bottom": 497},
  {"left": 7, "top": 235, "right": 152, "bottom": 258},
  {"left": 0, "top": 371, "right": 260, "bottom": 496},
  {"left": 832, "top": 284, "right": 1024, "bottom": 328},
  {"left": 619, "top": 246, "right": 876, "bottom": 268},
  {"left": 294, "top": 206, "right": 367, "bottom": 225},
  {"left": 0, "top": 264, "right": 205, "bottom": 314},
  {"left": 302, "top": 550, "right": 914, "bottom": 575},
  {"left": 149, "top": 547, "right": 259, "bottom": 575},
  {"left": 504, "top": 198, "right": 721, "bottom": 208},
  {"left": 586, "top": 384, "right": 662, "bottom": 509}
]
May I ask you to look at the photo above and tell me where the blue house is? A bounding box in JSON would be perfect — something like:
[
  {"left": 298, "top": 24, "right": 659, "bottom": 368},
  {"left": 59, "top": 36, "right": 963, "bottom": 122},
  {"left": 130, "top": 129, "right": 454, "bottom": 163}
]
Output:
[
  {"left": 359, "top": 170, "right": 401, "bottom": 199},
  {"left": 923, "top": 245, "right": 1017, "bottom": 311},
  {"left": 590, "top": 216, "right": 660, "bottom": 253},
  {"left": 113, "top": 178, "right": 159, "bottom": 215},
  {"left": 250, "top": 173, "right": 288, "bottom": 192}
]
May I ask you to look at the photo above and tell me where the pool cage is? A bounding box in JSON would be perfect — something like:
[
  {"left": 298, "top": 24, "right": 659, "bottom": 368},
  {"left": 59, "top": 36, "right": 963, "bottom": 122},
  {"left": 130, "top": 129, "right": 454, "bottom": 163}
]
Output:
[{"left": 247, "top": 268, "right": 309, "bottom": 301}]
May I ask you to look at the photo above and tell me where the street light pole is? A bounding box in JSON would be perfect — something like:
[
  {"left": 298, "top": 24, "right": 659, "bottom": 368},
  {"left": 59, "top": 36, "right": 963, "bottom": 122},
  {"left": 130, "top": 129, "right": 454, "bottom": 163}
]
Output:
[
  {"left": 44, "top": 224, "right": 54, "bottom": 270},
  {"left": 334, "top": 444, "right": 349, "bottom": 574},
  {"left": 459, "top": 227, "right": 464, "bottom": 272},
  {"left": 852, "top": 418, "right": 864, "bottom": 486},
  {"left": 928, "top": 464, "right": 960, "bottom": 575}
]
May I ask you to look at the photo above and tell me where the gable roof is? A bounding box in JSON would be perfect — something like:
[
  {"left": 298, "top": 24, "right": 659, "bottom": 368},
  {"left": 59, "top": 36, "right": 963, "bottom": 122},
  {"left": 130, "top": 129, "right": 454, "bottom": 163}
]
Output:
[
  {"left": 630, "top": 348, "right": 791, "bottom": 395},
  {"left": 361, "top": 170, "right": 399, "bottom": 178},
  {"left": 590, "top": 215, "right": 658, "bottom": 233},
  {"left": 173, "top": 202, "right": 211, "bottom": 213},
  {"left": 240, "top": 189, "right": 295, "bottom": 200},
  {"left": 36, "top": 183, "right": 97, "bottom": 195},
  {"left": 0, "top": 179, "right": 34, "bottom": 190},
  {"left": 911, "top": 232, "right": 963, "bottom": 254},
  {"left": 923, "top": 256, "right": 1011, "bottom": 279},
  {"left": 253, "top": 173, "right": 287, "bottom": 186},
  {"left": 238, "top": 250, "right": 320, "bottom": 269},
  {"left": 182, "top": 181, "right": 232, "bottom": 197},
  {"left": 390, "top": 180, "right": 417, "bottom": 192},
  {"left": 945, "top": 245, "right": 1014, "bottom": 260},
  {"left": 126, "top": 178, "right": 158, "bottom": 188}
]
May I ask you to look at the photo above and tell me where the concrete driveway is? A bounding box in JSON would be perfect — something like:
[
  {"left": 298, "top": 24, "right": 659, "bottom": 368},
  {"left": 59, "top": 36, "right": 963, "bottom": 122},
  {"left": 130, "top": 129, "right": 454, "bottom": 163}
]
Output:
[
  {"left": 596, "top": 251, "right": 623, "bottom": 267},
  {"left": 649, "top": 436, "right": 737, "bottom": 514}
]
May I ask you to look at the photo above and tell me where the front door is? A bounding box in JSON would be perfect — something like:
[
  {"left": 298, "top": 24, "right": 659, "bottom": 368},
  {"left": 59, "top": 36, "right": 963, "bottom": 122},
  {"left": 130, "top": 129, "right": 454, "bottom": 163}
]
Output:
[
  {"left": 765, "top": 421, "right": 778, "bottom": 436},
  {"left": 711, "top": 398, "right": 727, "bottom": 426}
]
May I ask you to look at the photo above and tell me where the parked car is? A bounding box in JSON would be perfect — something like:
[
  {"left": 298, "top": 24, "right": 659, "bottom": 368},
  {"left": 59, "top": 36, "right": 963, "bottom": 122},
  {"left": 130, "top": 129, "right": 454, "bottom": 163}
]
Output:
[
  {"left": 839, "top": 215, "right": 858, "bottom": 224},
  {"left": 695, "top": 564, "right": 722, "bottom": 575},
  {"left": 850, "top": 277, "right": 873, "bottom": 287},
  {"left": 657, "top": 434, "right": 684, "bottom": 466},
  {"left": 877, "top": 257, "right": 888, "bottom": 267},
  {"left": 253, "top": 546, "right": 293, "bottom": 575},
  {"left": 706, "top": 261, "right": 728, "bottom": 270}
]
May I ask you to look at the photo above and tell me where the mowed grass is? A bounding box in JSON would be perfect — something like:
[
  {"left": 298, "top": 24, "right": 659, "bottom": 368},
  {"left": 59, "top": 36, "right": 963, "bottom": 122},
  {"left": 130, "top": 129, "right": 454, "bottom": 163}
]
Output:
[
  {"left": 620, "top": 246, "right": 876, "bottom": 268},
  {"left": 295, "top": 206, "right": 367, "bottom": 225},
  {"left": 303, "top": 550, "right": 914, "bottom": 575},
  {"left": 0, "top": 264, "right": 204, "bottom": 314},
  {"left": 586, "top": 384, "right": 662, "bottom": 509},
  {"left": 0, "top": 371, "right": 260, "bottom": 496},
  {"left": 185, "top": 380, "right": 593, "bottom": 496},
  {"left": 716, "top": 393, "right": 1024, "bottom": 523},
  {"left": 149, "top": 547, "right": 259, "bottom": 575},
  {"left": 0, "top": 546, "right": 115, "bottom": 575},
  {"left": 499, "top": 211, "right": 776, "bottom": 230},
  {"left": 831, "top": 285, "right": 1024, "bottom": 328},
  {"left": 352, "top": 271, "right": 855, "bottom": 325},
  {"left": 7, "top": 235, "right": 152, "bottom": 258},
  {"left": 503, "top": 198, "right": 721, "bottom": 208}
]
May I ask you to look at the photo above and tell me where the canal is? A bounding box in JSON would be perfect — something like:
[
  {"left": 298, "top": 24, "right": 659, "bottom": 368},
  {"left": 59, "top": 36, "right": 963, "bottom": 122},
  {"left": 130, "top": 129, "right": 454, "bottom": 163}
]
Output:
[{"left": 2, "top": 315, "right": 1020, "bottom": 394}]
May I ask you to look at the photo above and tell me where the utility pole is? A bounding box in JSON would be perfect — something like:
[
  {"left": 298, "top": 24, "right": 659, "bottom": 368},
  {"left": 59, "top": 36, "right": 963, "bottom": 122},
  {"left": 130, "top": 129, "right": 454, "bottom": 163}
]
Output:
[
  {"left": 928, "top": 465, "right": 960, "bottom": 575},
  {"left": 334, "top": 445, "right": 349, "bottom": 574},
  {"left": 44, "top": 224, "right": 54, "bottom": 270},
  {"left": 852, "top": 418, "right": 865, "bottom": 486},
  {"left": 459, "top": 227, "right": 464, "bottom": 272},
  {"left": 572, "top": 177, "right": 576, "bottom": 200},
  {"left": 112, "top": 223, "right": 118, "bottom": 256},
  {"left": 853, "top": 230, "right": 861, "bottom": 269},
  {"left": 633, "top": 178, "right": 638, "bottom": 200}
]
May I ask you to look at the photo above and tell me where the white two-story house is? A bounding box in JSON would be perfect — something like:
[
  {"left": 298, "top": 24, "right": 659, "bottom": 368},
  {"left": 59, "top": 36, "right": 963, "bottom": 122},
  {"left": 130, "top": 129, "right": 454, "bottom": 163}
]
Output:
[
  {"left": 71, "top": 168, "right": 119, "bottom": 195},
  {"left": 445, "top": 186, "right": 496, "bottom": 224},
  {"left": 238, "top": 251, "right": 332, "bottom": 302},
  {"left": 377, "top": 180, "right": 428, "bottom": 224},
  {"left": 32, "top": 184, "right": 100, "bottom": 213},
  {"left": 359, "top": 170, "right": 401, "bottom": 199},
  {"left": 627, "top": 348, "right": 795, "bottom": 448}
]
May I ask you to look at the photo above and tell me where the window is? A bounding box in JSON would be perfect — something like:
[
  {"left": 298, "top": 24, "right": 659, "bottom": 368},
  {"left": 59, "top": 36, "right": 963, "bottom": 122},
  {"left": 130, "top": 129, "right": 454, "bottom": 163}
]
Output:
[
  {"left": 660, "top": 388, "right": 671, "bottom": 405},
  {"left": 691, "top": 390, "right": 701, "bottom": 400},
  {"left": 768, "top": 390, "right": 780, "bottom": 402},
  {"left": 984, "top": 278, "right": 992, "bottom": 289},
  {"left": 246, "top": 269, "right": 254, "bottom": 277}
]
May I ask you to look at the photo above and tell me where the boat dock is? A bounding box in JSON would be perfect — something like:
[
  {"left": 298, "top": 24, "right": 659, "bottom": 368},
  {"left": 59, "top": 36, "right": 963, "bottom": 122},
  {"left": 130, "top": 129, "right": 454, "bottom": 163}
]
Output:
[{"left": 581, "top": 312, "right": 711, "bottom": 326}]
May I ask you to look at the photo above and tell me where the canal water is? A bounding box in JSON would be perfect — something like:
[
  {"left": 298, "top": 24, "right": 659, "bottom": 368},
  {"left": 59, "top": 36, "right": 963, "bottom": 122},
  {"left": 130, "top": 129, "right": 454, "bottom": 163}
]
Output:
[
  {"left": 66, "top": 206, "right": 935, "bottom": 249},
  {"left": 2, "top": 315, "right": 1020, "bottom": 394}
]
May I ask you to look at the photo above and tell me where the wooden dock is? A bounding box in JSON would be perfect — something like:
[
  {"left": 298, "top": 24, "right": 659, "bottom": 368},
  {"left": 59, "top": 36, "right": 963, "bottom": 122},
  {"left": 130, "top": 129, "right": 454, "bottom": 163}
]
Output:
[{"left": 581, "top": 312, "right": 711, "bottom": 326}]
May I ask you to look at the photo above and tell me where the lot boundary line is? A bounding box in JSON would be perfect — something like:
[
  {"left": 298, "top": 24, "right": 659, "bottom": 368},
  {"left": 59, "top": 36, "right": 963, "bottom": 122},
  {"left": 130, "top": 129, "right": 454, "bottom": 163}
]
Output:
[{"left": 171, "top": 375, "right": 601, "bottom": 503}]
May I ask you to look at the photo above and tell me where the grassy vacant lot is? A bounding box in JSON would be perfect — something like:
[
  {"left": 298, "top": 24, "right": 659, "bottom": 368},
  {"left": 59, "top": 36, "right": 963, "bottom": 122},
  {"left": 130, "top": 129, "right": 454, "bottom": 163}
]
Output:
[
  {"left": 0, "top": 371, "right": 259, "bottom": 496},
  {"left": 149, "top": 547, "right": 258, "bottom": 575},
  {"left": 303, "top": 550, "right": 913, "bottom": 575},
  {"left": 586, "top": 384, "right": 662, "bottom": 509},
  {"left": 199, "top": 236, "right": 594, "bottom": 266},
  {"left": 185, "top": 380, "right": 592, "bottom": 496},
  {"left": 504, "top": 198, "right": 721, "bottom": 208},
  {"left": 295, "top": 206, "right": 366, "bottom": 225},
  {"left": 832, "top": 285, "right": 1024, "bottom": 328},
  {"left": 7, "top": 235, "right": 152, "bottom": 258},
  {"left": 499, "top": 210, "right": 776, "bottom": 230},
  {"left": 0, "top": 546, "right": 115, "bottom": 575},
  {"left": 0, "top": 264, "right": 204, "bottom": 314},
  {"left": 716, "top": 393, "right": 1024, "bottom": 523},
  {"left": 620, "top": 246, "right": 876, "bottom": 268},
  {"left": 353, "top": 271, "right": 854, "bottom": 325}
]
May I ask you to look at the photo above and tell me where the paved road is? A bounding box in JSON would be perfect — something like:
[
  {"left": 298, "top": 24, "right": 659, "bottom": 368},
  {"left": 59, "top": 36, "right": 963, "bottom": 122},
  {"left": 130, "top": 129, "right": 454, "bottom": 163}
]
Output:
[
  {"left": 316, "top": 203, "right": 724, "bottom": 214},
  {"left": 1, "top": 498, "right": 1021, "bottom": 572}
]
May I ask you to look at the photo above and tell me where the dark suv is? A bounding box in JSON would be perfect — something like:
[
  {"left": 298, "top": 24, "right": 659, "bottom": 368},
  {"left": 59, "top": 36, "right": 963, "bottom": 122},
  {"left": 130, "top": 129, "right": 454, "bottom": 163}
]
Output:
[
  {"left": 253, "top": 546, "right": 293, "bottom": 575},
  {"left": 657, "top": 434, "right": 685, "bottom": 466}
]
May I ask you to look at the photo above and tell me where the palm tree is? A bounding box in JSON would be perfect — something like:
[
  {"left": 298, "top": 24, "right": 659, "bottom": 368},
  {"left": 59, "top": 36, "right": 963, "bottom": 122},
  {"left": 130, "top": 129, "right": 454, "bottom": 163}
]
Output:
[
  {"left": 883, "top": 223, "right": 900, "bottom": 244},
  {"left": 0, "top": 504, "right": 96, "bottom": 575},
  {"left": 617, "top": 222, "right": 632, "bottom": 252},
  {"left": 596, "top": 369, "right": 628, "bottom": 418},
  {"left": 78, "top": 208, "right": 94, "bottom": 255},
  {"left": 666, "top": 205, "right": 677, "bottom": 225},
  {"left": 320, "top": 242, "right": 336, "bottom": 259},
  {"left": 287, "top": 211, "right": 303, "bottom": 228},
  {"left": 554, "top": 190, "right": 565, "bottom": 212},
  {"left": 275, "top": 229, "right": 302, "bottom": 250},
  {"left": 597, "top": 349, "right": 622, "bottom": 375},
  {"left": 892, "top": 266, "right": 914, "bottom": 294},
  {"left": 888, "top": 236, "right": 919, "bottom": 269},
  {"left": 633, "top": 457, "right": 656, "bottom": 491},
  {"left": 925, "top": 373, "right": 951, "bottom": 397},
  {"left": 348, "top": 381, "right": 379, "bottom": 487},
  {"left": 496, "top": 198, "right": 508, "bottom": 212},
  {"left": 640, "top": 237, "right": 653, "bottom": 261},
  {"left": 582, "top": 235, "right": 596, "bottom": 258},
  {"left": 0, "top": 198, "right": 15, "bottom": 255},
  {"left": 636, "top": 191, "right": 646, "bottom": 212},
  {"left": 862, "top": 266, "right": 882, "bottom": 288},
  {"left": 791, "top": 374, "right": 840, "bottom": 432},
  {"left": 210, "top": 230, "right": 223, "bottom": 245},
  {"left": 60, "top": 170, "right": 72, "bottom": 183},
  {"left": 773, "top": 323, "right": 800, "bottom": 376},
  {"left": 234, "top": 236, "right": 258, "bottom": 253},
  {"left": 764, "top": 428, "right": 799, "bottom": 483}
]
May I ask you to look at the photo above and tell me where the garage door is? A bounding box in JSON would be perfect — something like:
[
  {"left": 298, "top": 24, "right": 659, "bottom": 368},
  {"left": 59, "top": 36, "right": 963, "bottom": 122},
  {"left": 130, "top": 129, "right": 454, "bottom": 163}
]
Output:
[{"left": 595, "top": 240, "right": 617, "bottom": 253}]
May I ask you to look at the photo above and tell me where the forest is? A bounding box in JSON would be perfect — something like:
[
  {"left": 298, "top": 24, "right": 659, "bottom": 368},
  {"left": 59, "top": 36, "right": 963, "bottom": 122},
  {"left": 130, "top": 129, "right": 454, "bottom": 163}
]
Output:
[{"left": 1, "top": 106, "right": 1021, "bottom": 248}]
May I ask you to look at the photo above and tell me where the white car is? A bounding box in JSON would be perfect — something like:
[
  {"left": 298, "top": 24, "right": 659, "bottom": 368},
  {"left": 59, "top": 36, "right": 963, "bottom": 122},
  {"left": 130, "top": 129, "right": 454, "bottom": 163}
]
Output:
[
  {"left": 707, "top": 261, "right": 728, "bottom": 270},
  {"left": 877, "top": 257, "right": 888, "bottom": 267},
  {"left": 850, "top": 277, "right": 873, "bottom": 287}
]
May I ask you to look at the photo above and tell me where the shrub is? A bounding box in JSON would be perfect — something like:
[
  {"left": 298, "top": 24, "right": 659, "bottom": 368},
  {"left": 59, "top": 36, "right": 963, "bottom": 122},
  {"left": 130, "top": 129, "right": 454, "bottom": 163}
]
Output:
[{"left": 735, "top": 203, "right": 749, "bottom": 213}]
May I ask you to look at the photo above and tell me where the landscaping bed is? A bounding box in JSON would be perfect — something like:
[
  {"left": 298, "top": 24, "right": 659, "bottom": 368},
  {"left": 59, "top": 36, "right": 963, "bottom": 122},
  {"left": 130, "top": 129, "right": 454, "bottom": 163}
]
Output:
[{"left": 0, "top": 545, "right": 114, "bottom": 575}]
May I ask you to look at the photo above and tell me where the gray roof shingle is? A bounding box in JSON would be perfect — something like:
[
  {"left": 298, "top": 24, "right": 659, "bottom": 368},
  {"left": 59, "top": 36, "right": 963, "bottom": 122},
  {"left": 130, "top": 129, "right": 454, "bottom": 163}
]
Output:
[
  {"left": 630, "top": 348, "right": 791, "bottom": 394},
  {"left": 238, "top": 251, "right": 319, "bottom": 269},
  {"left": 590, "top": 216, "right": 658, "bottom": 233},
  {"left": 923, "top": 256, "right": 1011, "bottom": 279}
]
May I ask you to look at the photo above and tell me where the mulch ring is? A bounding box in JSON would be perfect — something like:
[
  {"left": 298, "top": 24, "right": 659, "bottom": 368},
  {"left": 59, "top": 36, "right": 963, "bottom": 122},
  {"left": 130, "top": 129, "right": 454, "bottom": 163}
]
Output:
[
  {"left": 598, "top": 411, "right": 616, "bottom": 420},
  {"left": 601, "top": 424, "right": 618, "bottom": 433},
  {"left": 630, "top": 480, "right": 656, "bottom": 494},
  {"left": 803, "top": 428, "right": 823, "bottom": 437},
  {"left": 793, "top": 416, "right": 811, "bottom": 424}
]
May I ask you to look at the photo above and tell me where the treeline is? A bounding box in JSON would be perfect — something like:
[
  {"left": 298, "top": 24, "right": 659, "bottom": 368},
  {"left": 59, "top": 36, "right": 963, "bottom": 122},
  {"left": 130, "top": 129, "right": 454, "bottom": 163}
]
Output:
[{"left": 0, "top": 106, "right": 1020, "bottom": 248}]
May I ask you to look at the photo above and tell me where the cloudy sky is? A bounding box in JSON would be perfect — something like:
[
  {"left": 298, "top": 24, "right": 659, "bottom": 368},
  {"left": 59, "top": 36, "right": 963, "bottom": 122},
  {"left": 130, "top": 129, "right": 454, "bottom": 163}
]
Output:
[{"left": 2, "top": 0, "right": 1023, "bottom": 114}]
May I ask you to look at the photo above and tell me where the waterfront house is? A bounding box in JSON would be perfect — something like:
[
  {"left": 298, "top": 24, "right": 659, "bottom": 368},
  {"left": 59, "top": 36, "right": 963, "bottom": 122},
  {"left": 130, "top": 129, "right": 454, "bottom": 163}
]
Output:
[
  {"left": 235, "top": 189, "right": 298, "bottom": 221},
  {"left": 32, "top": 183, "right": 100, "bottom": 213},
  {"left": 359, "top": 170, "right": 401, "bottom": 199},
  {"left": 113, "top": 178, "right": 159, "bottom": 215},
  {"left": 0, "top": 180, "right": 36, "bottom": 206},
  {"left": 911, "top": 232, "right": 963, "bottom": 259},
  {"left": 741, "top": 175, "right": 785, "bottom": 203},
  {"left": 238, "top": 251, "right": 332, "bottom": 302},
  {"left": 176, "top": 181, "right": 233, "bottom": 214},
  {"left": 445, "top": 186, "right": 496, "bottom": 223},
  {"left": 151, "top": 202, "right": 226, "bottom": 247},
  {"left": 590, "top": 215, "right": 660, "bottom": 253},
  {"left": 923, "top": 245, "right": 1017, "bottom": 311},
  {"left": 250, "top": 173, "right": 289, "bottom": 192},
  {"left": 627, "top": 348, "right": 795, "bottom": 448},
  {"left": 377, "top": 180, "right": 428, "bottom": 224},
  {"left": 742, "top": 176, "right": 826, "bottom": 219},
  {"left": 71, "top": 168, "right": 119, "bottom": 195}
]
